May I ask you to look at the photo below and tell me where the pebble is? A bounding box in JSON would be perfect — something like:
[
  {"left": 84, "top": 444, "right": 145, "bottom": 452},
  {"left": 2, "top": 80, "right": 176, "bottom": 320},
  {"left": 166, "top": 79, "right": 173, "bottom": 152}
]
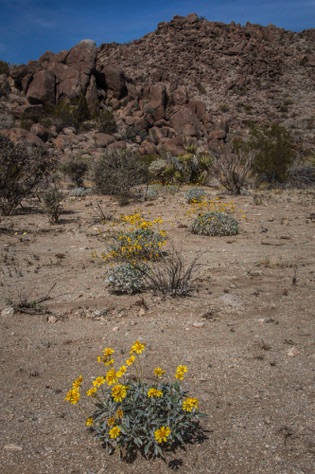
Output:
[
  {"left": 1, "top": 306, "right": 15, "bottom": 317},
  {"left": 193, "top": 321, "right": 205, "bottom": 328},
  {"left": 47, "top": 315, "right": 58, "bottom": 324},
  {"left": 287, "top": 346, "right": 299, "bottom": 357},
  {"left": 3, "top": 444, "right": 23, "bottom": 451},
  {"left": 112, "top": 326, "right": 119, "bottom": 332}
]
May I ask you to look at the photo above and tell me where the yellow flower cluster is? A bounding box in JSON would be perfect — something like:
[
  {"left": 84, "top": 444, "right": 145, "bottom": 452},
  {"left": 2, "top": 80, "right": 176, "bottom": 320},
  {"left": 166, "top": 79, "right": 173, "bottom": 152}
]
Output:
[
  {"left": 175, "top": 365, "right": 188, "bottom": 381},
  {"left": 153, "top": 367, "right": 165, "bottom": 378},
  {"left": 187, "top": 196, "right": 236, "bottom": 218},
  {"left": 97, "top": 347, "right": 115, "bottom": 366},
  {"left": 182, "top": 397, "right": 199, "bottom": 412},
  {"left": 64, "top": 375, "right": 83, "bottom": 404},
  {"left": 154, "top": 426, "right": 171, "bottom": 444}
]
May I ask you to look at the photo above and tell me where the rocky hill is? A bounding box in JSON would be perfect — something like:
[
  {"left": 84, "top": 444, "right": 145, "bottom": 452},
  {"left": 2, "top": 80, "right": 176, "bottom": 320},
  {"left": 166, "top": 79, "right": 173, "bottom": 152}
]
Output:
[{"left": 0, "top": 13, "right": 314, "bottom": 161}]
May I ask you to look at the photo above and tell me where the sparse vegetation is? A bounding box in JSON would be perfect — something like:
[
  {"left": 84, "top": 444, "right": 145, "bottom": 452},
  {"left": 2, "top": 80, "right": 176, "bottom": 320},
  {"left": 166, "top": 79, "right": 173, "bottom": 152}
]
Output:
[
  {"left": 0, "top": 135, "right": 56, "bottom": 218},
  {"left": 42, "top": 187, "right": 63, "bottom": 224},
  {"left": 61, "top": 158, "right": 88, "bottom": 187}
]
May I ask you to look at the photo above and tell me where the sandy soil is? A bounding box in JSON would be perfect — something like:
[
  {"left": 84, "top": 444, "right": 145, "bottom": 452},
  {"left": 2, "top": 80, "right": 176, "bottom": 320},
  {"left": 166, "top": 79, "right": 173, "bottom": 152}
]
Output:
[{"left": 1, "top": 187, "right": 314, "bottom": 474}]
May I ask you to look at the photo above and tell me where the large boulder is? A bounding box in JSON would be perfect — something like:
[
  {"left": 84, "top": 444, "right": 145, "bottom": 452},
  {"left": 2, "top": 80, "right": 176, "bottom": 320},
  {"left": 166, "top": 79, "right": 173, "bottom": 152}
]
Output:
[
  {"left": 26, "top": 70, "right": 56, "bottom": 105},
  {"left": 102, "top": 64, "right": 127, "bottom": 99},
  {"left": 65, "top": 40, "right": 97, "bottom": 75},
  {"left": 170, "top": 107, "right": 201, "bottom": 137}
]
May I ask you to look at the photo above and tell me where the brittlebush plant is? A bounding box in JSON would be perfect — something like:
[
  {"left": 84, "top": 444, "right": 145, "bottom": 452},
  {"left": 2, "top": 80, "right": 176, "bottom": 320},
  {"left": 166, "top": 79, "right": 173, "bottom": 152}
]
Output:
[
  {"left": 65, "top": 341, "right": 205, "bottom": 460},
  {"left": 102, "top": 212, "right": 167, "bottom": 262}
]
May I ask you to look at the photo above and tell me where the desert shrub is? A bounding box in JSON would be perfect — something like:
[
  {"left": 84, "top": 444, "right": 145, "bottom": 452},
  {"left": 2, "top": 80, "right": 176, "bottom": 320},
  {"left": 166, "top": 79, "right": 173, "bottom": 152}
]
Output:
[
  {"left": 148, "top": 159, "right": 170, "bottom": 183},
  {"left": 0, "top": 60, "right": 9, "bottom": 75},
  {"left": 97, "top": 109, "right": 117, "bottom": 134},
  {"left": 191, "top": 211, "right": 239, "bottom": 236},
  {"left": 135, "top": 247, "right": 200, "bottom": 296},
  {"left": 105, "top": 262, "right": 148, "bottom": 294},
  {"left": 168, "top": 152, "right": 213, "bottom": 185},
  {"left": 249, "top": 123, "right": 295, "bottom": 184},
  {"left": 0, "top": 135, "right": 56, "bottom": 217},
  {"left": 212, "top": 140, "right": 254, "bottom": 195},
  {"left": 65, "top": 341, "right": 204, "bottom": 460},
  {"left": 102, "top": 213, "right": 167, "bottom": 262},
  {"left": 51, "top": 95, "right": 90, "bottom": 130},
  {"left": 143, "top": 187, "right": 158, "bottom": 201},
  {"left": 42, "top": 187, "right": 63, "bottom": 223},
  {"left": 186, "top": 188, "right": 207, "bottom": 204},
  {"left": 61, "top": 159, "right": 88, "bottom": 187},
  {"left": 93, "top": 149, "right": 149, "bottom": 203}
]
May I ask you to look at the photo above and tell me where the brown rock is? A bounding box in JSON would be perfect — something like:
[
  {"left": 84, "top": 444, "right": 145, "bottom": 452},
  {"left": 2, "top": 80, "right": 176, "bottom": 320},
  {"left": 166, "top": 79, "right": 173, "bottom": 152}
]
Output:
[
  {"left": 93, "top": 133, "right": 115, "bottom": 147},
  {"left": 172, "top": 87, "right": 188, "bottom": 106},
  {"left": 30, "top": 123, "right": 49, "bottom": 142},
  {"left": 103, "top": 64, "right": 127, "bottom": 99},
  {"left": 26, "top": 70, "right": 56, "bottom": 105},
  {"left": 65, "top": 40, "right": 97, "bottom": 75},
  {"left": 170, "top": 107, "right": 201, "bottom": 137}
]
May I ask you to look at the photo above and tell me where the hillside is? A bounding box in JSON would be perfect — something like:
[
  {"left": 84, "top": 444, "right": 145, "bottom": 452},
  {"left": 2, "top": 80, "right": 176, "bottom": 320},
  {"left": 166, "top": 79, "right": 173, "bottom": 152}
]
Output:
[{"left": 0, "top": 13, "right": 314, "bottom": 160}]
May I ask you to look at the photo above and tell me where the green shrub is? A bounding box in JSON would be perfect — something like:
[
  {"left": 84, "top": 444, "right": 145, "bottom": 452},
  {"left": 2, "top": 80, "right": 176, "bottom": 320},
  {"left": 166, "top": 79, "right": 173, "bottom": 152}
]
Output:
[
  {"left": 212, "top": 140, "right": 254, "bottom": 195},
  {"left": 42, "top": 187, "right": 63, "bottom": 224},
  {"left": 93, "top": 149, "right": 149, "bottom": 202},
  {"left": 0, "top": 60, "right": 9, "bottom": 75},
  {"left": 249, "top": 123, "right": 295, "bottom": 183},
  {"left": 105, "top": 263, "right": 147, "bottom": 294},
  {"left": 51, "top": 95, "right": 90, "bottom": 130},
  {"left": 0, "top": 135, "right": 56, "bottom": 217},
  {"left": 191, "top": 211, "right": 239, "bottom": 236},
  {"left": 65, "top": 341, "right": 204, "bottom": 460},
  {"left": 61, "top": 159, "right": 88, "bottom": 187},
  {"left": 186, "top": 188, "right": 207, "bottom": 204},
  {"left": 97, "top": 109, "right": 117, "bottom": 134}
]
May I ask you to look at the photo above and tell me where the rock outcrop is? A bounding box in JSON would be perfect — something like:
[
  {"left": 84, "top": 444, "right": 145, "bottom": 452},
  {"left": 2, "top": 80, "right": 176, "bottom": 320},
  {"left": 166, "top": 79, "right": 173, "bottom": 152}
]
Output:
[{"left": 0, "top": 14, "right": 314, "bottom": 160}]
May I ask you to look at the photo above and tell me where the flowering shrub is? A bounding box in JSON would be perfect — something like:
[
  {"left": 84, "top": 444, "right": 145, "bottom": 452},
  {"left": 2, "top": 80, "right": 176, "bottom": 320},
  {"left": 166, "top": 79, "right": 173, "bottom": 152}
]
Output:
[
  {"left": 191, "top": 211, "right": 239, "bottom": 236},
  {"left": 65, "top": 341, "right": 204, "bottom": 460},
  {"left": 185, "top": 188, "right": 208, "bottom": 204},
  {"left": 102, "top": 213, "right": 167, "bottom": 262}
]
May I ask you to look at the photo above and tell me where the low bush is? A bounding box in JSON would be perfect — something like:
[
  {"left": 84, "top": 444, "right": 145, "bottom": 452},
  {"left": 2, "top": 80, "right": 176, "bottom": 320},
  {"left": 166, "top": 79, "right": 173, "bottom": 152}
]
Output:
[
  {"left": 102, "top": 213, "right": 167, "bottom": 262},
  {"left": 93, "top": 149, "right": 149, "bottom": 204},
  {"left": 42, "top": 187, "right": 63, "bottom": 224},
  {"left": 105, "top": 263, "right": 147, "bottom": 294},
  {"left": 65, "top": 341, "right": 204, "bottom": 460},
  {"left": 0, "top": 135, "right": 56, "bottom": 217},
  {"left": 186, "top": 188, "right": 207, "bottom": 204},
  {"left": 191, "top": 211, "right": 239, "bottom": 236},
  {"left": 61, "top": 159, "right": 88, "bottom": 187},
  {"left": 97, "top": 109, "right": 117, "bottom": 134}
]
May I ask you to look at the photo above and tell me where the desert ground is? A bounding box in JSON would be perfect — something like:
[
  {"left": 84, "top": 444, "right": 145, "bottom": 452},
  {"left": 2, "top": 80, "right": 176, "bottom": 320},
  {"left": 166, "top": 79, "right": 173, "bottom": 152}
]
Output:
[{"left": 1, "top": 186, "right": 314, "bottom": 474}]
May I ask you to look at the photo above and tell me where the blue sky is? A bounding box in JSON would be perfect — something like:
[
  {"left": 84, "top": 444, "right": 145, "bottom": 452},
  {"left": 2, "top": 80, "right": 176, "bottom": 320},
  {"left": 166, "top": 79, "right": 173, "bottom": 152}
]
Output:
[{"left": 0, "top": 0, "right": 314, "bottom": 65}]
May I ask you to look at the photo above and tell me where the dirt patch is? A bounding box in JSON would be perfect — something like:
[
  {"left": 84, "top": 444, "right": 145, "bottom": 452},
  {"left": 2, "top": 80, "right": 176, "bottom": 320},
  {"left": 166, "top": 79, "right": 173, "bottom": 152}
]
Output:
[{"left": 1, "top": 188, "right": 315, "bottom": 473}]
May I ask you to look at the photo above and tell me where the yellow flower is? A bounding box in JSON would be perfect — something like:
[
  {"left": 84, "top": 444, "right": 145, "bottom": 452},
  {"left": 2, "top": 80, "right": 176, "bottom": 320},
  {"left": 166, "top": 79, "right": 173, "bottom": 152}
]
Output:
[
  {"left": 115, "top": 409, "right": 123, "bottom": 419},
  {"left": 130, "top": 340, "right": 145, "bottom": 355},
  {"left": 175, "top": 365, "right": 188, "bottom": 381},
  {"left": 153, "top": 367, "right": 165, "bottom": 378},
  {"left": 147, "top": 388, "right": 163, "bottom": 398},
  {"left": 125, "top": 355, "right": 135, "bottom": 366},
  {"left": 65, "top": 388, "right": 80, "bottom": 404},
  {"left": 72, "top": 375, "right": 83, "bottom": 389},
  {"left": 109, "top": 426, "right": 121, "bottom": 439},
  {"left": 116, "top": 365, "right": 127, "bottom": 378},
  {"left": 103, "top": 347, "right": 114, "bottom": 356},
  {"left": 182, "top": 397, "right": 199, "bottom": 412},
  {"left": 107, "top": 416, "right": 115, "bottom": 427},
  {"left": 154, "top": 426, "right": 171, "bottom": 444},
  {"left": 92, "top": 376, "right": 105, "bottom": 387},
  {"left": 111, "top": 384, "right": 128, "bottom": 402},
  {"left": 85, "top": 417, "right": 94, "bottom": 426},
  {"left": 106, "top": 369, "right": 118, "bottom": 386},
  {"left": 86, "top": 387, "right": 97, "bottom": 397}
]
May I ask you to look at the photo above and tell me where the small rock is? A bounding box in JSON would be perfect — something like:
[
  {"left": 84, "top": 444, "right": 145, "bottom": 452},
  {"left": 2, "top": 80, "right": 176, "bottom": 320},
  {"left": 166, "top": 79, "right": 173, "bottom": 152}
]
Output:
[
  {"left": 287, "top": 346, "right": 299, "bottom": 357},
  {"left": 47, "top": 315, "right": 58, "bottom": 324},
  {"left": 192, "top": 321, "right": 205, "bottom": 328},
  {"left": 138, "top": 307, "right": 146, "bottom": 317},
  {"left": 4, "top": 444, "right": 23, "bottom": 451},
  {"left": 112, "top": 326, "right": 119, "bottom": 332},
  {"left": 1, "top": 306, "right": 15, "bottom": 317}
]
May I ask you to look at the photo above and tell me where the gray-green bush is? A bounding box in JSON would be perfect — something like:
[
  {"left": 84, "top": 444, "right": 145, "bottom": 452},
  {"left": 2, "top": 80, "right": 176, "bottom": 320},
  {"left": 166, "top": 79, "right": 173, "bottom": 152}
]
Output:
[{"left": 191, "top": 212, "right": 239, "bottom": 236}]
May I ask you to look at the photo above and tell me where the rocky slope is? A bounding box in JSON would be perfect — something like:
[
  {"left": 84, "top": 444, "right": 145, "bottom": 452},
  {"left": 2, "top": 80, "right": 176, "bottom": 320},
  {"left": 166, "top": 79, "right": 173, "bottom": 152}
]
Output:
[{"left": 0, "top": 13, "right": 314, "bottom": 161}]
